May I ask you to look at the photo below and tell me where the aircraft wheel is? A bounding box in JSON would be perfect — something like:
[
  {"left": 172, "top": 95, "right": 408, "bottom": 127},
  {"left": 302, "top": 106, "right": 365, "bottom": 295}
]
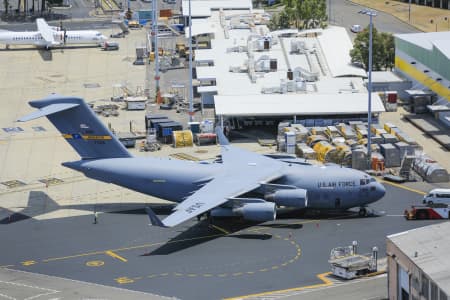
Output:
[{"left": 358, "top": 207, "right": 367, "bottom": 217}]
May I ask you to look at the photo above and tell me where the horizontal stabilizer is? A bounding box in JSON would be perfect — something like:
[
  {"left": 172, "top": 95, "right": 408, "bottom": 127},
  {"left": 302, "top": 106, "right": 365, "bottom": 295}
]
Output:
[
  {"left": 17, "top": 103, "right": 79, "bottom": 122},
  {"left": 145, "top": 207, "right": 167, "bottom": 228}
]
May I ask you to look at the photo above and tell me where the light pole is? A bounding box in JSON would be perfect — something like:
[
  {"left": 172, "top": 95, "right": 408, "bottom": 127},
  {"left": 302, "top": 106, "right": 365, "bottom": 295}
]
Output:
[
  {"left": 359, "top": 9, "right": 377, "bottom": 170},
  {"left": 152, "top": 0, "right": 160, "bottom": 102},
  {"left": 188, "top": 0, "right": 194, "bottom": 122},
  {"left": 408, "top": 0, "right": 411, "bottom": 23},
  {"left": 328, "top": 0, "right": 331, "bottom": 24},
  {"left": 445, "top": 17, "right": 449, "bottom": 30}
]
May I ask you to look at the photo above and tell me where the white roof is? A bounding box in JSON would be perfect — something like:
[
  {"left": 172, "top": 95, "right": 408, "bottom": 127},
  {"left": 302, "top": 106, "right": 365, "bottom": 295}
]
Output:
[
  {"left": 318, "top": 26, "right": 367, "bottom": 78},
  {"left": 370, "top": 71, "right": 405, "bottom": 83},
  {"left": 395, "top": 31, "right": 450, "bottom": 59},
  {"left": 388, "top": 222, "right": 450, "bottom": 294},
  {"left": 195, "top": 49, "right": 216, "bottom": 62},
  {"left": 198, "top": 86, "right": 218, "bottom": 93},
  {"left": 185, "top": 19, "right": 217, "bottom": 38},
  {"left": 182, "top": 0, "right": 252, "bottom": 17},
  {"left": 196, "top": 66, "right": 217, "bottom": 80},
  {"left": 214, "top": 93, "right": 385, "bottom": 116}
]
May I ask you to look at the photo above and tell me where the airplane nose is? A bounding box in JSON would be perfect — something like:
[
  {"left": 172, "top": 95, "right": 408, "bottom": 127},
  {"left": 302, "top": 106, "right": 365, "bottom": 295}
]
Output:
[{"left": 375, "top": 182, "right": 386, "bottom": 200}]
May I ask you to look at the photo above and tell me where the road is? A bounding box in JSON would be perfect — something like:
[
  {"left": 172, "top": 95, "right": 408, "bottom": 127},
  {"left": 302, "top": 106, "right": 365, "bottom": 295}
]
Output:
[{"left": 330, "top": 0, "right": 419, "bottom": 34}]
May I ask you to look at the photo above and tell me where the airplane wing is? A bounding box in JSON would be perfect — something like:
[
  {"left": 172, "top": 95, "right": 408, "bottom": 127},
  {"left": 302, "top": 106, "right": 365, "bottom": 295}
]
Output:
[
  {"left": 147, "top": 127, "right": 285, "bottom": 228},
  {"left": 36, "top": 18, "right": 59, "bottom": 46}
]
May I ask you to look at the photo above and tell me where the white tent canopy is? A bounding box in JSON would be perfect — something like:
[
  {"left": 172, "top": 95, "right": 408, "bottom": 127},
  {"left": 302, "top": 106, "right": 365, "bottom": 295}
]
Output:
[{"left": 215, "top": 93, "right": 385, "bottom": 116}]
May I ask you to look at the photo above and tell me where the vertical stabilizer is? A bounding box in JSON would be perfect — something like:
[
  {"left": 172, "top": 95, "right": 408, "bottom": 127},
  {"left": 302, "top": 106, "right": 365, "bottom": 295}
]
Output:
[{"left": 18, "top": 94, "right": 132, "bottom": 159}]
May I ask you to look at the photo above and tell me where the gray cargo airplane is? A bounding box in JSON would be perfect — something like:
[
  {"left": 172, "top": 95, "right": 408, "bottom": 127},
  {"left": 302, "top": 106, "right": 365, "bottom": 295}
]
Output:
[{"left": 18, "top": 95, "right": 385, "bottom": 227}]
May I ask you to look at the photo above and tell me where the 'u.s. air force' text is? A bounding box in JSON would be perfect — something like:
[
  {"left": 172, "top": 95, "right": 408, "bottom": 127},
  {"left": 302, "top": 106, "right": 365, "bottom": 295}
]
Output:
[{"left": 318, "top": 181, "right": 356, "bottom": 188}]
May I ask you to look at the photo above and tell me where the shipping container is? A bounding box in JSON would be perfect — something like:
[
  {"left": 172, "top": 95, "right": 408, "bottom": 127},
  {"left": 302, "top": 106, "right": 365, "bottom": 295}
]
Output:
[{"left": 380, "top": 143, "right": 401, "bottom": 167}]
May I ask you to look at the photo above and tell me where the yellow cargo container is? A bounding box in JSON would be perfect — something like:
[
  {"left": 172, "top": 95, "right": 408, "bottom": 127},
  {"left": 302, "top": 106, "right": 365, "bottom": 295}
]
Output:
[{"left": 173, "top": 130, "right": 194, "bottom": 148}]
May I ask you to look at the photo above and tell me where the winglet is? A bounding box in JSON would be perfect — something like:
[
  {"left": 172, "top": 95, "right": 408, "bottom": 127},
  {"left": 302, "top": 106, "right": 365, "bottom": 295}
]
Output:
[
  {"left": 215, "top": 126, "right": 230, "bottom": 146},
  {"left": 145, "top": 207, "right": 167, "bottom": 228}
]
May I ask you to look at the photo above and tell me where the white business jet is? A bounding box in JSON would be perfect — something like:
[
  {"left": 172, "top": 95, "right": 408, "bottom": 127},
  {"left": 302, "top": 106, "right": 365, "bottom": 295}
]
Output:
[{"left": 0, "top": 18, "right": 108, "bottom": 49}]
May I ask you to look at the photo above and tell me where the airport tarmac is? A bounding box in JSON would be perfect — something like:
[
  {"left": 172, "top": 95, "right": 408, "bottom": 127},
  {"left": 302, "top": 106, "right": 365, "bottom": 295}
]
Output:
[
  {"left": 0, "top": 21, "right": 450, "bottom": 300},
  {"left": 0, "top": 182, "right": 446, "bottom": 300}
]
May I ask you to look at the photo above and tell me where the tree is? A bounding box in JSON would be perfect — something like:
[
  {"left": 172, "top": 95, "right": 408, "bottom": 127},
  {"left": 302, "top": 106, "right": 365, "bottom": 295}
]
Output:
[
  {"left": 350, "top": 26, "right": 387, "bottom": 71},
  {"left": 380, "top": 32, "right": 395, "bottom": 70},
  {"left": 280, "top": 0, "right": 327, "bottom": 29}
]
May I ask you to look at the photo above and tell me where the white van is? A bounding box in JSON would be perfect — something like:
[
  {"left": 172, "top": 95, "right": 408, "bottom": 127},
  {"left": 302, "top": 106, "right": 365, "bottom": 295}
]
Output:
[{"left": 423, "top": 189, "right": 450, "bottom": 205}]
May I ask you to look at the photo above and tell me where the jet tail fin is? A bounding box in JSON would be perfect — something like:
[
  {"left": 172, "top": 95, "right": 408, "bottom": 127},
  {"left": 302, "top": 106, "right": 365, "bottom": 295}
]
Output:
[
  {"left": 18, "top": 94, "right": 132, "bottom": 160},
  {"left": 145, "top": 207, "right": 167, "bottom": 228}
]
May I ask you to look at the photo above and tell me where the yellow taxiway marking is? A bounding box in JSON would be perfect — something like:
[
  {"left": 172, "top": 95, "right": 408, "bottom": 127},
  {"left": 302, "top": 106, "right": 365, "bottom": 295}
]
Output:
[
  {"left": 41, "top": 233, "right": 224, "bottom": 263},
  {"left": 21, "top": 260, "right": 37, "bottom": 266},
  {"left": 380, "top": 180, "right": 426, "bottom": 195},
  {"left": 209, "top": 224, "right": 230, "bottom": 235},
  {"left": 224, "top": 272, "right": 333, "bottom": 300},
  {"left": 105, "top": 250, "right": 127, "bottom": 262},
  {"left": 86, "top": 260, "right": 105, "bottom": 267}
]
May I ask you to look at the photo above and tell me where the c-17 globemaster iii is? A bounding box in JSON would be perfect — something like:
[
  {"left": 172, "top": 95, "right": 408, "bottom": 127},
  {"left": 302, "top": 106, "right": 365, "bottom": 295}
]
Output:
[{"left": 18, "top": 95, "right": 385, "bottom": 227}]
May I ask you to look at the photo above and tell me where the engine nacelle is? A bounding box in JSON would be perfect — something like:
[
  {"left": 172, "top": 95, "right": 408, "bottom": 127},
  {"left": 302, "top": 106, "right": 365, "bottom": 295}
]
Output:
[
  {"left": 265, "top": 189, "right": 308, "bottom": 208},
  {"left": 210, "top": 202, "right": 276, "bottom": 222}
]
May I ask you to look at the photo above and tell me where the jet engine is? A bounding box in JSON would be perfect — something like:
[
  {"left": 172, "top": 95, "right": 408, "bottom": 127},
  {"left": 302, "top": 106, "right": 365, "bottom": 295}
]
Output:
[
  {"left": 210, "top": 202, "right": 276, "bottom": 222},
  {"left": 265, "top": 189, "right": 308, "bottom": 208}
]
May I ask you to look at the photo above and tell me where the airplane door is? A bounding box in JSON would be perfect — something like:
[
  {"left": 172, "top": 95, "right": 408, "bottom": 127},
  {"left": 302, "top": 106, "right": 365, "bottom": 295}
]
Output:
[{"left": 335, "top": 198, "right": 341, "bottom": 209}]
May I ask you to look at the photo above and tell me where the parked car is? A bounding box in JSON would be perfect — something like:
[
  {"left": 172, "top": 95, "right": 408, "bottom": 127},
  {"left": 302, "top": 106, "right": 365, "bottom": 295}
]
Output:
[
  {"left": 350, "top": 24, "right": 362, "bottom": 33},
  {"left": 423, "top": 189, "right": 450, "bottom": 205}
]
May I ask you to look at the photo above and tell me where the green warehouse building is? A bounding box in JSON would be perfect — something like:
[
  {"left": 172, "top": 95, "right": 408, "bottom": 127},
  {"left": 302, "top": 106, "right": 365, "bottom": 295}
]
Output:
[{"left": 394, "top": 31, "right": 450, "bottom": 127}]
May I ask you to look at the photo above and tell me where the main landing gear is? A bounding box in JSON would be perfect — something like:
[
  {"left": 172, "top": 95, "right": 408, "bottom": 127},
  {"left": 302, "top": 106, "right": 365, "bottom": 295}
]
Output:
[{"left": 358, "top": 207, "right": 368, "bottom": 217}]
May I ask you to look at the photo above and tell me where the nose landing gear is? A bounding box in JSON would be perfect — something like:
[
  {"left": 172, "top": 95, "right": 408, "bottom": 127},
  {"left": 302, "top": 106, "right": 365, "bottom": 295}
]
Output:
[{"left": 358, "top": 207, "right": 367, "bottom": 217}]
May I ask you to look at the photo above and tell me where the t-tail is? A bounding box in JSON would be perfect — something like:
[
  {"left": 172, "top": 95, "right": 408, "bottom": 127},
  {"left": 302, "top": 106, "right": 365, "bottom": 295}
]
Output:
[{"left": 18, "top": 94, "right": 132, "bottom": 160}]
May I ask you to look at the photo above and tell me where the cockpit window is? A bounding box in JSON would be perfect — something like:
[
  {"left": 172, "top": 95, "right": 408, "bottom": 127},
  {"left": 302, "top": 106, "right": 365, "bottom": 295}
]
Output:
[
  {"left": 370, "top": 178, "right": 376, "bottom": 182},
  {"left": 96, "top": 33, "right": 101, "bottom": 36},
  {"left": 360, "top": 178, "right": 370, "bottom": 185}
]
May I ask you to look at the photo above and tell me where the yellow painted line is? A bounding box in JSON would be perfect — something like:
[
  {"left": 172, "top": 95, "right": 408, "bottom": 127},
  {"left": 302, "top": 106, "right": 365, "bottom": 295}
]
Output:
[
  {"left": 224, "top": 272, "right": 333, "bottom": 300},
  {"left": 209, "top": 224, "right": 230, "bottom": 235},
  {"left": 42, "top": 233, "right": 225, "bottom": 263},
  {"left": 86, "top": 260, "right": 104, "bottom": 267},
  {"left": 105, "top": 250, "right": 127, "bottom": 262},
  {"left": 380, "top": 180, "right": 426, "bottom": 195}
]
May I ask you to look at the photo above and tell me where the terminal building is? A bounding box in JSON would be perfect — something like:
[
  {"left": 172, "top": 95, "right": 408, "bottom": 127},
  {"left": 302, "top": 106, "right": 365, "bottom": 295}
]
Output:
[
  {"left": 394, "top": 31, "right": 450, "bottom": 127},
  {"left": 387, "top": 222, "right": 450, "bottom": 300},
  {"left": 182, "top": 0, "right": 385, "bottom": 129}
]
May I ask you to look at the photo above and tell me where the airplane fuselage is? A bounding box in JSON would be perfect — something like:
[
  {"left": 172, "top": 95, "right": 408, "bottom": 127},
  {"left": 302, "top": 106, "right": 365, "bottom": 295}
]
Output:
[
  {"left": 0, "top": 30, "right": 107, "bottom": 48},
  {"left": 64, "top": 156, "right": 384, "bottom": 211}
]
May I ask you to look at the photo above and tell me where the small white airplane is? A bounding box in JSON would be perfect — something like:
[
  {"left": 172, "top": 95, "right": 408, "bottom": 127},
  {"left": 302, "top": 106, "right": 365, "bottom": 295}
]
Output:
[{"left": 0, "top": 18, "right": 108, "bottom": 49}]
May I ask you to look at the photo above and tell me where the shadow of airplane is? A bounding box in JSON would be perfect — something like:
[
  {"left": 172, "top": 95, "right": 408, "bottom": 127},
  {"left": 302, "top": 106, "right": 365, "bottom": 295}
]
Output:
[
  {"left": 0, "top": 190, "right": 174, "bottom": 224},
  {"left": 38, "top": 48, "right": 52, "bottom": 61}
]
